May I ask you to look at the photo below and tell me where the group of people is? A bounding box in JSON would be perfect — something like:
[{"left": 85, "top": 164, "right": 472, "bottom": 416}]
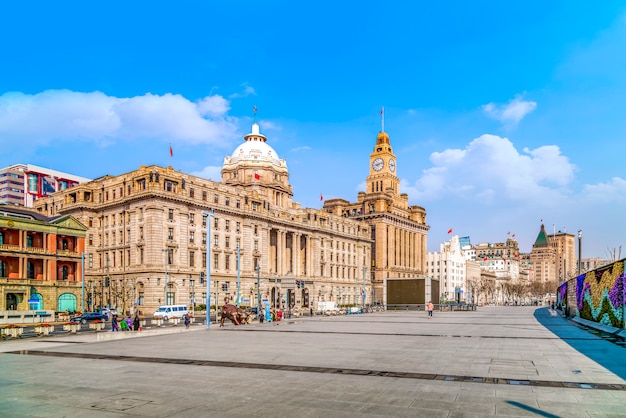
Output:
[{"left": 111, "top": 315, "right": 141, "bottom": 331}]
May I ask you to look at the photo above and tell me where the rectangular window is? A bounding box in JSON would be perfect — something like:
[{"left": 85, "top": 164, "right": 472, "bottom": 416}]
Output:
[
  {"left": 168, "top": 209, "right": 174, "bottom": 221},
  {"left": 139, "top": 227, "right": 144, "bottom": 239},
  {"left": 189, "top": 213, "right": 195, "bottom": 225},
  {"left": 225, "top": 220, "right": 230, "bottom": 231},
  {"left": 140, "top": 248, "right": 144, "bottom": 264},
  {"left": 202, "top": 252, "right": 206, "bottom": 268},
  {"left": 225, "top": 197, "right": 230, "bottom": 206},
  {"left": 167, "top": 248, "right": 173, "bottom": 265},
  {"left": 189, "top": 251, "right": 195, "bottom": 267},
  {"left": 88, "top": 234, "right": 93, "bottom": 246},
  {"left": 213, "top": 194, "right": 219, "bottom": 203},
  {"left": 202, "top": 191, "right": 207, "bottom": 201},
  {"left": 214, "top": 217, "right": 219, "bottom": 228},
  {"left": 254, "top": 240, "right": 258, "bottom": 251},
  {"left": 202, "top": 232, "right": 206, "bottom": 245},
  {"left": 221, "top": 282, "right": 228, "bottom": 292},
  {"left": 88, "top": 217, "right": 93, "bottom": 227},
  {"left": 190, "top": 188, "right": 195, "bottom": 198},
  {"left": 214, "top": 236, "right": 218, "bottom": 246},
  {"left": 236, "top": 200, "right": 241, "bottom": 208},
  {"left": 213, "top": 253, "right": 219, "bottom": 269},
  {"left": 225, "top": 254, "right": 230, "bottom": 270},
  {"left": 168, "top": 228, "right": 174, "bottom": 240},
  {"left": 236, "top": 238, "right": 240, "bottom": 248},
  {"left": 225, "top": 237, "right": 230, "bottom": 248},
  {"left": 189, "top": 231, "right": 195, "bottom": 243},
  {"left": 236, "top": 222, "right": 240, "bottom": 232}
]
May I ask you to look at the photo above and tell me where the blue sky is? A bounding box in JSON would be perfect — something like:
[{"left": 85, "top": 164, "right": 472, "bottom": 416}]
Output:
[{"left": 1, "top": 1, "right": 625, "bottom": 259}]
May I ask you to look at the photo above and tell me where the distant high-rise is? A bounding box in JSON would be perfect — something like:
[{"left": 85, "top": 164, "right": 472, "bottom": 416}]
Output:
[
  {"left": 0, "top": 164, "right": 90, "bottom": 207},
  {"left": 530, "top": 224, "right": 576, "bottom": 285}
]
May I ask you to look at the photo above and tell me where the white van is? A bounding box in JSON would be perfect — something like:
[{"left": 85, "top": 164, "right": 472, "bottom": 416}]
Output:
[{"left": 153, "top": 305, "right": 189, "bottom": 320}]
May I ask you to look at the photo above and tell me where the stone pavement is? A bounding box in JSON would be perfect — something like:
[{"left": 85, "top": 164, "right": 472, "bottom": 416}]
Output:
[{"left": 1, "top": 306, "right": 625, "bottom": 417}]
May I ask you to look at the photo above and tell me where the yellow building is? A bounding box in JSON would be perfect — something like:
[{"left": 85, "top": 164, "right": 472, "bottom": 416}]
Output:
[
  {"left": 0, "top": 205, "right": 87, "bottom": 317},
  {"left": 34, "top": 124, "right": 372, "bottom": 315},
  {"left": 323, "top": 130, "right": 429, "bottom": 304}
]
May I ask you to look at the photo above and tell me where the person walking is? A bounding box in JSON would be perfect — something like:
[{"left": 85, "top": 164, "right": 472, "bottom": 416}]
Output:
[
  {"left": 426, "top": 301, "right": 434, "bottom": 319},
  {"left": 111, "top": 315, "right": 119, "bottom": 332},
  {"left": 133, "top": 315, "right": 140, "bottom": 331},
  {"left": 184, "top": 313, "right": 190, "bottom": 328}
]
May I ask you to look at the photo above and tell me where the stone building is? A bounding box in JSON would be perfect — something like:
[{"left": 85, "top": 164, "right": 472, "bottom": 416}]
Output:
[
  {"left": 323, "top": 130, "right": 430, "bottom": 304},
  {"left": 0, "top": 205, "right": 86, "bottom": 313},
  {"left": 34, "top": 124, "right": 372, "bottom": 315},
  {"left": 530, "top": 224, "right": 576, "bottom": 286}
]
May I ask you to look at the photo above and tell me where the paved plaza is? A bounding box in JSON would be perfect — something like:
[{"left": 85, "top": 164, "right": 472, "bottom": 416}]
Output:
[{"left": 1, "top": 306, "right": 625, "bottom": 417}]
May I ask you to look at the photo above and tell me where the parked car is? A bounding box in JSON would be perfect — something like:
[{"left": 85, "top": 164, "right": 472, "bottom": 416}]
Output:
[{"left": 70, "top": 312, "right": 108, "bottom": 324}]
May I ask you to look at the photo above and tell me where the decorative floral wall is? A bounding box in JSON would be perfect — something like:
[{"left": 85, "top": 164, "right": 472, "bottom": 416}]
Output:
[{"left": 573, "top": 259, "right": 625, "bottom": 328}]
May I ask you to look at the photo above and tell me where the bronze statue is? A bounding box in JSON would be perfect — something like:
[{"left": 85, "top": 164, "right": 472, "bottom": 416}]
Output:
[{"left": 220, "top": 303, "right": 251, "bottom": 327}]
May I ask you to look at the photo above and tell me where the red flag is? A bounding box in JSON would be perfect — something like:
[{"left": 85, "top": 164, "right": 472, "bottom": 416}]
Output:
[
  {"left": 447, "top": 228, "right": 453, "bottom": 234},
  {"left": 380, "top": 107, "right": 384, "bottom": 116},
  {"left": 169, "top": 145, "right": 173, "bottom": 157},
  {"left": 320, "top": 193, "right": 323, "bottom": 201},
  {"left": 483, "top": 257, "right": 488, "bottom": 261},
  {"left": 507, "top": 231, "right": 510, "bottom": 235},
  {"left": 254, "top": 173, "right": 260, "bottom": 180}
]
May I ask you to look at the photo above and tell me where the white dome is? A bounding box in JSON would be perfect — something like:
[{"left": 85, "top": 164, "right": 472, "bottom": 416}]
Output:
[{"left": 227, "top": 123, "right": 284, "bottom": 168}]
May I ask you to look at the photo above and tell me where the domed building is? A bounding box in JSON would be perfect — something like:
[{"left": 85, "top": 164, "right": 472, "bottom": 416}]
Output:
[{"left": 33, "top": 123, "right": 372, "bottom": 316}]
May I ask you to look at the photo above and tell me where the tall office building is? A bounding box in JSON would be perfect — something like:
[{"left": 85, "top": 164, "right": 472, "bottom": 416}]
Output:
[{"left": 0, "top": 164, "right": 90, "bottom": 207}]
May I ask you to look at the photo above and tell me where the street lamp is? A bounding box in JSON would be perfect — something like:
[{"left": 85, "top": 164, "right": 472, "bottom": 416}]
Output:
[
  {"left": 236, "top": 246, "right": 241, "bottom": 306},
  {"left": 578, "top": 230, "right": 582, "bottom": 276},
  {"left": 162, "top": 248, "right": 169, "bottom": 305},
  {"left": 256, "top": 264, "right": 261, "bottom": 316},
  {"left": 202, "top": 210, "right": 214, "bottom": 330}
]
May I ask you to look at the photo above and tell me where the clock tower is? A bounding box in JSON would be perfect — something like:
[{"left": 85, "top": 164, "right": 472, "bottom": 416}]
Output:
[
  {"left": 323, "top": 126, "right": 430, "bottom": 305},
  {"left": 366, "top": 131, "right": 400, "bottom": 207}
]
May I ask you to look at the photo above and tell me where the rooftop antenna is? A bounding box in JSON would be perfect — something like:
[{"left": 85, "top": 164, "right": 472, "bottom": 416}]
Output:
[
  {"left": 380, "top": 106, "right": 385, "bottom": 132},
  {"left": 253, "top": 105, "right": 258, "bottom": 124}
]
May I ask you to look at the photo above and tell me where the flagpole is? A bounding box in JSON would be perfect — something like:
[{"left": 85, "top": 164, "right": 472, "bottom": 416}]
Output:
[{"left": 381, "top": 106, "right": 385, "bottom": 132}]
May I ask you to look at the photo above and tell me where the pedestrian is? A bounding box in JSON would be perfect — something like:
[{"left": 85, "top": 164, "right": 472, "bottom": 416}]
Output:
[
  {"left": 259, "top": 306, "right": 265, "bottom": 323},
  {"left": 426, "top": 301, "right": 434, "bottom": 319},
  {"left": 125, "top": 316, "right": 133, "bottom": 331},
  {"left": 119, "top": 317, "right": 129, "bottom": 331},
  {"left": 111, "top": 315, "right": 119, "bottom": 332},
  {"left": 133, "top": 315, "right": 140, "bottom": 331},
  {"left": 310, "top": 307, "right": 313, "bottom": 317},
  {"left": 184, "top": 313, "right": 190, "bottom": 328}
]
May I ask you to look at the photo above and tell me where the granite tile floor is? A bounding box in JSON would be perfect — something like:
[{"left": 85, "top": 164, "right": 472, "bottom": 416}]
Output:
[{"left": 0, "top": 306, "right": 625, "bottom": 417}]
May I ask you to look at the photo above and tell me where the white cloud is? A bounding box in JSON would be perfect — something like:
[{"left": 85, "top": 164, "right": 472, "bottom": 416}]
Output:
[
  {"left": 482, "top": 95, "right": 537, "bottom": 126},
  {"left": 405, "top": 134, "right": 575, "bottom": 204},
  {"left": 190, "top": 165, "right": 222, "bottom": 181},
  {"left": 228, "top": 83, "right": 257, "bottom": 99},
  {"left": 0, "top": 89, "right": 239, "bottom": 145}
]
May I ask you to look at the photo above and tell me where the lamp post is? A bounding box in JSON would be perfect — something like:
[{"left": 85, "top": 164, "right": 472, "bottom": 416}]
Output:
[
  {"left": 236, "top": 246, "right": 241, "bottom": 306},
  {"left": 81, "top": 252, "right": 85, "bottom": 313},
  {"left": 162, "top": 249, "right": 169, "bottom": 305},
  {"left": 577, "top": 230, "right": 582, "bottom": 277},
  {"left": 256, "top": 264, "right": 261, "bottom": 315},
  {"left": 362, "top": 267, "right": 367, "bottom": 308},
  {"left": 202, "top": 210, "right": 215, "bottom": 330}
]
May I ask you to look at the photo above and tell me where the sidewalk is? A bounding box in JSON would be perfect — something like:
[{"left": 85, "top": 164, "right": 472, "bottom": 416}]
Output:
[{"left": 1, "top": 306, "right": 625, "bottom": 417}]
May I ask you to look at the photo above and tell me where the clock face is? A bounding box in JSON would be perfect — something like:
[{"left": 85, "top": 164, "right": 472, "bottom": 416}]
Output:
[
  {"left": 372, "top": 158, "right": 384, "bottom": 171},
  {"left": 389, "top": 159, "right": 396, "bottom": 172}
]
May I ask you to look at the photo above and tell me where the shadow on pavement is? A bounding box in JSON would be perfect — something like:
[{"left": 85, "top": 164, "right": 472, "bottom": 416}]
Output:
[
  {"left": 534, "top": 307, "right": 626, "bottom": 381},
  {"left": 505, "top": 400, "right": 561, "bottom": 418}
]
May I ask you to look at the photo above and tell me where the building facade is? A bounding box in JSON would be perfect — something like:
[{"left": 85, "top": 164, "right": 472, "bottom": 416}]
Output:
[
  {"left": 0, "top": 164, "right": 90, "bottom": 207},
  {"left": 427, "top": 235, "right": 467, "bottom": 303},
  {"left": 34, "top": 124, "right": 372, "bottom": 315},
  {"left": 530, "top": 224, "right": 576, "bottom": 286},
  {"left": 0, "top": 205, "right": 87, "bottom": 312},
  {"left": 322, "top": 130, "right": 429, "bottom": 304}
]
